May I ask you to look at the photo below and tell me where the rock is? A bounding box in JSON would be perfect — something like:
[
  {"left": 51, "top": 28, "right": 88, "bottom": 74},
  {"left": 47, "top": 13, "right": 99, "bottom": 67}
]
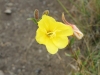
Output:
[
  {"left": 4, "top": 3, "right": 13, "bottom": 15},
  {"left": 22, "top": 66, "right": 25, "bottom": 69},
  {"left": 0, "top": 70, "right": 4, "bottom": 75},
  {"left": 4, "top": 8, "right": 12, "bottom": 15},
  {"left": 12, "top": 66, "right": 16, "bottom": 70}
]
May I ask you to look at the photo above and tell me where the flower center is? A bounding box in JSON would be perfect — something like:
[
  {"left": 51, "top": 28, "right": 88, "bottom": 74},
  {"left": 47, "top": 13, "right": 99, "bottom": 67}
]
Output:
[
  {"left": 47, "top": 31, "right": 55, "bottom": 37},
  {"left": 47, "top": 32, "right": 53, "bottom": 36}
]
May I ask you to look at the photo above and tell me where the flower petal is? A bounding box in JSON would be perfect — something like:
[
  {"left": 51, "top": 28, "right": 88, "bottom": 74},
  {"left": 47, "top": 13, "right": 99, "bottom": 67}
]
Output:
[
  {"left": 45, "top": 38, "right": 58, "bottom": 54},
  {"left": 35, "top": 28, "right": 47, "bottom": 44},
  {"left": 55, "top": 22, "right": 73, "bottom": 36},
  {"left": 52, "top": 36, "right": 69, "bottom": 49},
  {"left": 38, "top": 15, "right": 56, "bottom": 32},
  {"left": 36, "top": 28, "right": 58, "bottom": 54}
]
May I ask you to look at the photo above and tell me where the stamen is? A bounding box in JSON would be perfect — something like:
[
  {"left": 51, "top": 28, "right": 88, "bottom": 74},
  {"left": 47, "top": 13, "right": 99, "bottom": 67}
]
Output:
[{"left": 47, "top": 32, "right": 53, "bottom": 36}]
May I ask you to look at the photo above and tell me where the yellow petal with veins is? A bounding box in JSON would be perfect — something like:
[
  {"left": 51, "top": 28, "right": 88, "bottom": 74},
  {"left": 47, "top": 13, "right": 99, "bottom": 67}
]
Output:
[
  {"left": 52, "top": 36, "right": 69, "bottom": 49},
  {"left": 45, "top": 38, "right": 58, "bottom": 54}
]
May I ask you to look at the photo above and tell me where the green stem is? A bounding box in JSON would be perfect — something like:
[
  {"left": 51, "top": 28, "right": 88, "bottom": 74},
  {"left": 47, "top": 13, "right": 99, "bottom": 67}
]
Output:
[{"left": 57, "top": 0, "right": 78, "bottom": 24}]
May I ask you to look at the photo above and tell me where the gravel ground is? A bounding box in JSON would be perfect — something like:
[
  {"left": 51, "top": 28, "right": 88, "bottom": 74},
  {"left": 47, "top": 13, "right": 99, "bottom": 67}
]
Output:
[{"left": 0, "top": 0, "right": 74, "bottom": 75}]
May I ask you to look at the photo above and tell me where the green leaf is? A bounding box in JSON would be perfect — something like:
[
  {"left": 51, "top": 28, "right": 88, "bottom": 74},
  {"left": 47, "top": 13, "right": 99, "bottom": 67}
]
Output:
[
  {"left": 69, "top": 37, "right": 75, "bottom": 46},
  {"left": 65, "top": 53, "right": 72, "bottom": 57},
  {"left": 76, "top": 49, "right": 80, "bottom": 57},
  {"left": 27, "top": 18, "right": 38, "bottom": 25}
]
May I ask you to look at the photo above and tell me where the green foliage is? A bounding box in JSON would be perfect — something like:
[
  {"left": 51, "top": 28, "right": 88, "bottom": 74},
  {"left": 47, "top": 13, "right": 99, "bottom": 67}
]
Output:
[
  {"left": 69, "top": 37, "right": 75, "bottom": 46},
  {"left": 57, "top": 0, "right": 100, "bottom": 75},
  {"left": 27, "top": 18, "right": 38, "bottom": 24}
]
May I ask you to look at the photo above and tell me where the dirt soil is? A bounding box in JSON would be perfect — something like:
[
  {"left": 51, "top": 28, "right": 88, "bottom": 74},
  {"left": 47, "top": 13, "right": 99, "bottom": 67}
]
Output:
[{"left": 0, "top": 0, "right": 74, "bottom": 75}]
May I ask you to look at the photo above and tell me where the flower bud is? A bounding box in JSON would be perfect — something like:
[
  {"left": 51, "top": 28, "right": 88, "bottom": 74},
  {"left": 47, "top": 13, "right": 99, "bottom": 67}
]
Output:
[
  {"left": 43, "top": 10, "right": 49, "bottom": 15},
  {"left": 62, "top": 13, "right": 84, "bottom": 39},
  {"left": 34, "top": 9, "right": 39, "bottom": 19}
]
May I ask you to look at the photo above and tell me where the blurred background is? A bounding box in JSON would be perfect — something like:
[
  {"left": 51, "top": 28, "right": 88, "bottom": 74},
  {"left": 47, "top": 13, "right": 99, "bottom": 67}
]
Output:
[{"left": 0, "top": 0, "right": 100, "bottom": 75}]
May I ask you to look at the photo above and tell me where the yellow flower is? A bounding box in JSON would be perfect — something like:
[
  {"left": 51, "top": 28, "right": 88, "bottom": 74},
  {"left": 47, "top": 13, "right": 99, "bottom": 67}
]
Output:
[
  {"left": 62, "top": 13, "right": 84, "bottom": 39},
  {"left": 36, "top": 15, "right": 73, "bottom": 54}
]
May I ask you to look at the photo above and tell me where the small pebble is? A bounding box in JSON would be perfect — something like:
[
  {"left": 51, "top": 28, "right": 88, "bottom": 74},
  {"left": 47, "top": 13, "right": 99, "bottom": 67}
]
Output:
[
  {"left": 5, "top": 3, "right": 13, "bottom": 15},
  {"left": 12, "top": 67, "right": 16, "bottom": 70},
  {"left": 39, "top": 49, "right": 42, "bottom": 53},
  {"left": 22, "top": 66, "right": 25, "bottom": 69},
  {"left": 4, "top": 8, "right": 12, "bottom": 15}
]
